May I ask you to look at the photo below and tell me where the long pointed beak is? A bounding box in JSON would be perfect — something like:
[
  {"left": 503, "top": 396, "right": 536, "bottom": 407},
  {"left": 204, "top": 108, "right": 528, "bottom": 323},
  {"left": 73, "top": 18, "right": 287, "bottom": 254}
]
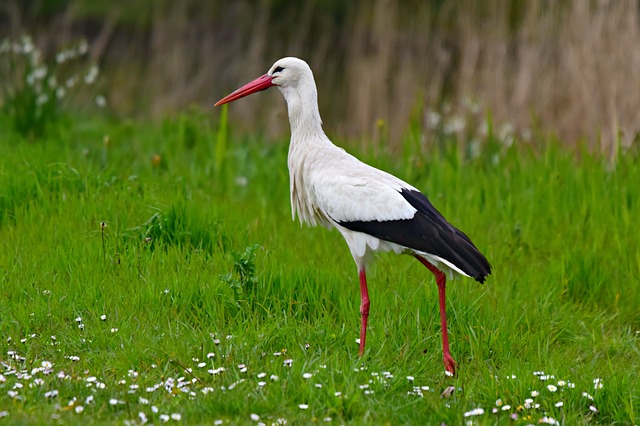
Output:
[{"left": 214, "top": 74, "right": 275, "bottom": 106}]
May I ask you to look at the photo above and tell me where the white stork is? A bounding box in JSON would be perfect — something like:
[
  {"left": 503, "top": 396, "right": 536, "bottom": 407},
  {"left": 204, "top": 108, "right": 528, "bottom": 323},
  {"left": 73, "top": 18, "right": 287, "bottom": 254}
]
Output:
[{"left": 215, "top": 57, "right": 491, "bottom": 374}]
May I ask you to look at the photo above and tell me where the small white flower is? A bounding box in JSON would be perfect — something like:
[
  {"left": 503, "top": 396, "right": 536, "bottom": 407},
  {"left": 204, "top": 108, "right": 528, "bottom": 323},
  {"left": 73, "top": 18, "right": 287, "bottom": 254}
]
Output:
[
  {"left": 501, "top": 405, "right": 511, "bottom": 411},
  {"left": 258, "top": 381, "right": 266, "bottom": 387},
  {"left": 41, "top": 361, "right": 52, "bottom": 369},
  {"left": 589, "top": 405, "right": 598, "bottom": 413},
  {"left": 33, "top": 66, "right": 47, "bottom": 80},
  {"left": 593, "top": 378, "right": 603, "bottom": 389},
  {"left": 302, "top": 373, "right": 313, "bottom": 379},
  {"left": 66, "top": 76, "right": 78, "bottom": 89},
  {"left": 109, "top": 399, "right": 118, "bottom": 405},
  {"left": 78, "top": 39, "right": 89, "bottom": 55},
  {"left": 444, "top": 116, "right": 466, "bottom": 134},
  {"left": 557, "top": 380, "right": 566, "bottom": 387},
  {"left": 45, "top": 390, "right": 58, "bottom": 398},
  {"left": 84, "top": 65, "right": 99, "bottom": 85},
  {"left": 197, "top": 362, "right": 206, "bottom": 368},
  {"left": 463, "top": 408, "right": 484, "bottom": 417},
  {"left": 160, "top": 414, "right": 170, "bottom": 423},
  {"left": 547, "top": 385, "right": 557, "bottom": 392},
  {"left": 100, "top": 315, "right": 107, "bottom": 321},
  {"left": 582, "top": 392, "right": 594, "bottom": 400},
  {"left": 407, "top": 376, "right": 414, "bottom": 381},
  {"left": 214, "top": 421, "right": 223, "bottom": 425},
  {"left": 36, "top": 93, "right": 49, "bottom": 106},
  {"left": 555, "top": 401, "right": 564, "bottom": 407},
  {"left": 207, "top": 352, "right": 215, "bottom": 359},
  {"left": 257, "top": 372, "right": 266, "bottom": 379},
  {"left": 111, "top": 328, "right": 118, "bottom": 333},
  {"left": 495, "top": 399, "right": 503, "bottom": 406},
  {"left": 170, "top": 413, "right": 182, "bottom": 421},
  {"left": 250, "top": 414, "right": 260, "bottom": 421},
  {"left": 426, "top": 111, "right": 441, "bottom": 129},
  {"left": 55, "top": 51, "right": 68, "bottom": 63},
  {"left": 75, "top": 405, "right": 84, "bottom": 413},
  {"left": 298, "top": 404, "right": 309, "bottom": 410}
]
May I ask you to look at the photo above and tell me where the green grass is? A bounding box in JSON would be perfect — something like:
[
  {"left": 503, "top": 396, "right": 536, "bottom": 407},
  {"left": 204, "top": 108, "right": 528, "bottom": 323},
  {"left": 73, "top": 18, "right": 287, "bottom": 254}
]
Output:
[{"left": 0, "top": 111, "right": 639, "bottom": 425}]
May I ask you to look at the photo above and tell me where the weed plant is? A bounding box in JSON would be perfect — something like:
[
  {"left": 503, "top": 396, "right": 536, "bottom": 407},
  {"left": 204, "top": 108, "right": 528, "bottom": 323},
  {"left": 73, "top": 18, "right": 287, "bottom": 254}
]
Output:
[{"left": 0, "top": 34, "right": 105, "bottom": 138}]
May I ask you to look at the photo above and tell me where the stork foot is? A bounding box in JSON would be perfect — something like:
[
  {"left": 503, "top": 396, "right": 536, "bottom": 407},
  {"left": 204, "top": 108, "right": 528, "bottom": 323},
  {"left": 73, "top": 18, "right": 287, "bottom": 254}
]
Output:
[{"left": 443, "top": 353, "right": 457, "bottom": 376}]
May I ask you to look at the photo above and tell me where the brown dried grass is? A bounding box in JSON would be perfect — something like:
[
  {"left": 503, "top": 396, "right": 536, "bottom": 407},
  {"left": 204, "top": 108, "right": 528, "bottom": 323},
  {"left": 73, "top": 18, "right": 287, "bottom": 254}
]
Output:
[{"left": 2, "top": 0, "right": 640, "bottom": 154}]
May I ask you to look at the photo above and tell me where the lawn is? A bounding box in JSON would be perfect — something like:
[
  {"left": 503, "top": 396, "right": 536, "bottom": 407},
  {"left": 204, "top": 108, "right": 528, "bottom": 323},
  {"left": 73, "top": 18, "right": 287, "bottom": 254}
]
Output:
[{"left": 0, "top": 111, "right": 638, "bottom": 425}]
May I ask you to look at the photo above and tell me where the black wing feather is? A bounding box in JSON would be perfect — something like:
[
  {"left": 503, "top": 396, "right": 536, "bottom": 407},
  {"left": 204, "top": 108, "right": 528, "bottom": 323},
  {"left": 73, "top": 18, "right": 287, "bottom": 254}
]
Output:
[{"left": 338, "top": 189, "right": 491, "bottom": 283}]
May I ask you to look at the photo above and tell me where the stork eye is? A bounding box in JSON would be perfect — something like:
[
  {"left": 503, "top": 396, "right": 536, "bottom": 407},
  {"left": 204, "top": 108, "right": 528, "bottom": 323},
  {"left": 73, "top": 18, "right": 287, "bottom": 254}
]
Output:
[{"left": 273, "top": 66, "right": 285, "bottom": 74}]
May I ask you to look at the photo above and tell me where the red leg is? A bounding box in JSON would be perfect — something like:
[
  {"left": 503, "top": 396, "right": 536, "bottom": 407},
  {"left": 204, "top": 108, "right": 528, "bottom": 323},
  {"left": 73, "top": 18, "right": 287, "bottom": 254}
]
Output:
[
  {"left": 358, "top": 267, "right": 370, "bottom": 356},
  {"left": 415, "top": 256, "right": 457, "bottom": 375}
]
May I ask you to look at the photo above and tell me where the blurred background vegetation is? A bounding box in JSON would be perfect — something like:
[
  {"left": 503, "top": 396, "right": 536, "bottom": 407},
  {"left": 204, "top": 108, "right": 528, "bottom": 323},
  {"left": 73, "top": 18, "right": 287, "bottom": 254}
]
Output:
[{"left": 1, "top": 0, "right": 640, "bottom": 156}]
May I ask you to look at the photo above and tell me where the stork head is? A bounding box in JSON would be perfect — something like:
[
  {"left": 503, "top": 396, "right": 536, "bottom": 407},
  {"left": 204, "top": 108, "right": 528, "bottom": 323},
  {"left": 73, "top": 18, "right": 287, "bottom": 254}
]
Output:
[{"left": 215, "top": 57, "right": 313, "bottom": 106}]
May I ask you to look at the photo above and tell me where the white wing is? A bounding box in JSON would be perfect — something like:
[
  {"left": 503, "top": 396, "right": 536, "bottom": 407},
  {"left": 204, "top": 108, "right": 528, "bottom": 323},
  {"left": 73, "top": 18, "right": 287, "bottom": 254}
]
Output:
[{"left": 308, "top": 150, "right": 419, "bottom": 223}]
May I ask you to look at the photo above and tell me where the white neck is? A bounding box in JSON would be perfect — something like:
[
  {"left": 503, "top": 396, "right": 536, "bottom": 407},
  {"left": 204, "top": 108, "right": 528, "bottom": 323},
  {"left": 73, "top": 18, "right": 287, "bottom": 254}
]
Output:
[
  {"left": 280, "top": 80, "right": 333, "bottom": 227},
  {"left": 279, "top": 83, "right": 325, "bottom": 143}
]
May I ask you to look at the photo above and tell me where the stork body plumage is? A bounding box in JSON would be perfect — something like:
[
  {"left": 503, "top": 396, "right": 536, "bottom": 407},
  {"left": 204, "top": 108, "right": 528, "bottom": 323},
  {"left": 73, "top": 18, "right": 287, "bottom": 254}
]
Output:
[{"left": 215, "top": 57, "right": 491, "bottom": 374}]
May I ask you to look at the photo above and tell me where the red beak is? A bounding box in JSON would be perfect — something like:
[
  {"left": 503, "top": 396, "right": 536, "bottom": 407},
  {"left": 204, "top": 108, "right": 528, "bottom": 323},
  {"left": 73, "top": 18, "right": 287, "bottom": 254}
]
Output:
[{"left": 214, "top": 73, "right": 275, "bottom": 106}]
